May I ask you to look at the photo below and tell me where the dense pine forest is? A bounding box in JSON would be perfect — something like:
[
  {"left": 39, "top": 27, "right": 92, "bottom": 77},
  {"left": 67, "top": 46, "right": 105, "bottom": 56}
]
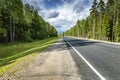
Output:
[
  {"left": 0, "top": 0, "right": 58, "bottom": 43},
  {"left": 64, "top": 0, "right": 120, "bottom": 42}
]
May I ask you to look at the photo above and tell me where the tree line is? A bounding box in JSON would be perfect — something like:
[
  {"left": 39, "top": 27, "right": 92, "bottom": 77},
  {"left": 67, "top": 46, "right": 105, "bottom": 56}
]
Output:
[
  {"left": 0, "top": 0, "right": 58, "bottom": 43},
  {"left": 64, "top": 0, "right": 120, "bottom": 42}
]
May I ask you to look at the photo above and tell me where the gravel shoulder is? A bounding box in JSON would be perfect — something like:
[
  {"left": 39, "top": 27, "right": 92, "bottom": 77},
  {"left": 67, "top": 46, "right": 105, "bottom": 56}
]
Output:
[
  {"left": 7, "top": 38, "right": 81, "bottom": 80},
  {"left": 68, "top": 36, "right": 120, "bottom": 45}
]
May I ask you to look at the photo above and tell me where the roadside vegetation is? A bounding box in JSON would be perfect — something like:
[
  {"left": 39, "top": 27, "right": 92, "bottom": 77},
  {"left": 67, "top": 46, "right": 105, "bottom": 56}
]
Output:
[
  {"left": 64, "top": 0, "right": 120, "bottom": 42},
  {"left": 0, "top": 37, "right": 58, "bottom": 75},
  {"left": 0, "top": 0, "right": 58, "bottom": 43},
  {"left": 0, "top": 0, "right": 58, "bottom": 75}
]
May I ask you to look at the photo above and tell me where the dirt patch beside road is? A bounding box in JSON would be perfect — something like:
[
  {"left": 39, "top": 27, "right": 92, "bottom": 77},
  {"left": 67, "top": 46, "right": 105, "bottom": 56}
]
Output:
[{"left": 7, "top": 38, "right": 81, "bottom": 80}]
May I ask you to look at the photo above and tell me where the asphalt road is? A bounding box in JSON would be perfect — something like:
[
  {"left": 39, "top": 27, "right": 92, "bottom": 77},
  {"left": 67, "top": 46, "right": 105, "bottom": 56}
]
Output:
[{"left": 64, "top": 37, "right": 120, "bottom": 80}]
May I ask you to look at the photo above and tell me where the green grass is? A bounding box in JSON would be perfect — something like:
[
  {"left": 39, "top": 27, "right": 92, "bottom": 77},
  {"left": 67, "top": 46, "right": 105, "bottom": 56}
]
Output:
[{"left": 0, "top": 37, "right": 59, "bottom": 74}]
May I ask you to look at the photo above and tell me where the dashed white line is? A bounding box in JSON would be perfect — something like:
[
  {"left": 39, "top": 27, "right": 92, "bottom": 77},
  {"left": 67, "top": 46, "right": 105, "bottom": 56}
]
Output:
[{"left": 65, "top": 39, "right": 106, "bottom": 80}]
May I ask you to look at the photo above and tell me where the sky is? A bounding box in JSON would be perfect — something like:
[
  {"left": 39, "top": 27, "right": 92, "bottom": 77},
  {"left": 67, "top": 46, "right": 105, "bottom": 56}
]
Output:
[{"left": 22, "top": 0, "right": 93, "bottom": 34}]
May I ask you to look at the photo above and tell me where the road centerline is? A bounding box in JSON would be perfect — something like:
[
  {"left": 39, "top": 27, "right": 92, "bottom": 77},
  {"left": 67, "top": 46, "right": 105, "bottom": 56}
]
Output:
[{"left": 64, "top": 38, "right": 106, "bottom": 80}]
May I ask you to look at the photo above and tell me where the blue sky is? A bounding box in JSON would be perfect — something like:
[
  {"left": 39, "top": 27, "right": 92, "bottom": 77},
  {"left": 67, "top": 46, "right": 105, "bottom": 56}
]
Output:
[{"left": 22, "top": 0, "right": 93, "bottom": 34}]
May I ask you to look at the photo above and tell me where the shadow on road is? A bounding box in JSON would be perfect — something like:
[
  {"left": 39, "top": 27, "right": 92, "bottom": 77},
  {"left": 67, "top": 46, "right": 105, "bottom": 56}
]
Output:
[{"left": 64, "top": 38, "right": 101, "bottom": 47}]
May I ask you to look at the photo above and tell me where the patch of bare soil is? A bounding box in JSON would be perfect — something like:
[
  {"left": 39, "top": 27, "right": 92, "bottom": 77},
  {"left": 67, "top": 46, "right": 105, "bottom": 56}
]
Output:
[{"left": 4, "top": 39, "right": 81, "bottom": 80}]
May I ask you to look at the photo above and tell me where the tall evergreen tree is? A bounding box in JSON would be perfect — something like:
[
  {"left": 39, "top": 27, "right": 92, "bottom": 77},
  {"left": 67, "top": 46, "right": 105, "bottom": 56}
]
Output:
[
  {"left": 98, "top": 0, "right": 105, "bottom": 40},
  {"left": 0, "top": 1, "right": 58, "bottom": 43},
  {"left": 90, "top": 0, "right": 98, "bottom": 39},
  {"left": 64, "top": 0, "right": 120, "bottom": 42}
]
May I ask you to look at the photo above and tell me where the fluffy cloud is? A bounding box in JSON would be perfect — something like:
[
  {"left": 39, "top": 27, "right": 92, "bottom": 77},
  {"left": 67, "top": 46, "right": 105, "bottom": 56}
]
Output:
[
  {"left": 22, "top": 0, "right": 92, "bottom": 34},
  {"left": 47, "top": 11, "right": 59, "bottom": 18},
  {"left": 47, "top": 0, "right": 91, "bottom": 33}
]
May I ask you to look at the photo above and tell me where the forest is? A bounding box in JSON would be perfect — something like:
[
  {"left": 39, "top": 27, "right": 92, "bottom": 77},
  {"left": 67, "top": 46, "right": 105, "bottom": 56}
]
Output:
[
  {"left": 64, "top": 0, "right": 120, "bottom": 42},
  {"left": 0, "top": 0, "right": 58, "bottom": 43}
]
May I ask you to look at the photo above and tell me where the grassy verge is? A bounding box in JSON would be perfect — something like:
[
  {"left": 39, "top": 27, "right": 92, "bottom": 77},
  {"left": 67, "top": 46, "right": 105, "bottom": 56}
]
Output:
[{"left": 0, "top": 37, "right": 59, "bottom": 75}]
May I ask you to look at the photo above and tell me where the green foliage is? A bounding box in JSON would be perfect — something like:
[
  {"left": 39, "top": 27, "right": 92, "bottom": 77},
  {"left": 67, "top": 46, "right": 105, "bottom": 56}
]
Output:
[
  {"left": 0, "top": 37, "right": 58, "bottom": 74},
  {"left": 0, "top": 28, "right": 7, "bottom": 38},
  {"left": 64, "top": 0, "right": 120, "bottom": 42},
  {"left": 0, "top": 0, "right": 58, "bottom": 43}
]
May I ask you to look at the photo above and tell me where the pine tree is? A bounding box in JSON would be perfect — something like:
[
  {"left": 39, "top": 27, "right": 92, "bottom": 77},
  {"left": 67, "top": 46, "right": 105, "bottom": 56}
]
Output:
[
  {"left": 90, "top": 0, "right": 98, "bottom": 39},
  {"left": 0, "top": 1, "right": 58, "bottom": 43},
  {"left": 98, "top": 0, "right": 105, "bottom": 40},
  {"left": 106, "top": 0, "right": 114, "bottom": 41}
]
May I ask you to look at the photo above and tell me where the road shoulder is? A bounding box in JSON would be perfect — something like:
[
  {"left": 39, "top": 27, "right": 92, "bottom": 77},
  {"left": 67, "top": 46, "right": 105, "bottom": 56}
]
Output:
[
  {"left": 7, "top": 38, "right": 81, "bottom": 80},
  {"left": 67, "top": 36, "right": 120, "bottom": 45}
]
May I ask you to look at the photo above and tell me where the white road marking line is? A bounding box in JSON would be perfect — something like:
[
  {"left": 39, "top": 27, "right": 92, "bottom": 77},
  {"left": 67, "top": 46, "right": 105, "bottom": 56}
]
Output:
[{"left": 65, "top": 39, "right": 106, "bottom": 80}]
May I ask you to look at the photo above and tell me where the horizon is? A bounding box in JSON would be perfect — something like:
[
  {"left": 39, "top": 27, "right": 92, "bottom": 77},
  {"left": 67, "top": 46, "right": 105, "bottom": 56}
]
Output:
[{"left": 22, "top": 0, "right": 93, "bottom": 34}]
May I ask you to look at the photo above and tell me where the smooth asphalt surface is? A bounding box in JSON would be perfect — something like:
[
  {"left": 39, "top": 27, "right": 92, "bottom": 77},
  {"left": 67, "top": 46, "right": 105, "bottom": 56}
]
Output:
[{"left": 64, "top": 37, "right": 120, "bottom": 80}]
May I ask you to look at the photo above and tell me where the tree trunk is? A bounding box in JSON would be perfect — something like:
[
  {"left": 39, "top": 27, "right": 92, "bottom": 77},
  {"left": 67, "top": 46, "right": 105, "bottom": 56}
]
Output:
[
  {"left": 99, "top": 12, "right": 102, "bottom": 40},
  {"left": 93, "top": 18, "right": 95, "bottom": 39},
  {"left": 13, "top": 20, "right": 15, "bottom": 41},
  {"left": 77, "top": 26, "right": 79, "bottom": 37},
  {"left": 10, "top": 16, "right": 12, "bottom": 42},
  {"left": 116, "top": 8, "right": 119, "bottom": 40},
  {"left": 112, "top": 0, "right": 116, "bottom": 42}
]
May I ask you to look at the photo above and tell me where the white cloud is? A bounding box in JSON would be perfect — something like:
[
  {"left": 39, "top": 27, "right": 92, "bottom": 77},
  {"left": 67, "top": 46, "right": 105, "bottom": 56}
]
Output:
[
  {"left": 46, "top": 0, "right": 91, "bottom": 33},
  {"left": 46, "top": 10, "right": 59, "bottom": 18},
  {"left": 22, "top": 0, "right": 92, "bottom": 33}
]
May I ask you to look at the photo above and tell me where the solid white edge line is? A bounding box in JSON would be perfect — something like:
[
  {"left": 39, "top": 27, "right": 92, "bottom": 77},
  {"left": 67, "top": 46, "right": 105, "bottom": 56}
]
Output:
[{"left": 65, "top": 39, "right": 106, "bottom": 80}]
